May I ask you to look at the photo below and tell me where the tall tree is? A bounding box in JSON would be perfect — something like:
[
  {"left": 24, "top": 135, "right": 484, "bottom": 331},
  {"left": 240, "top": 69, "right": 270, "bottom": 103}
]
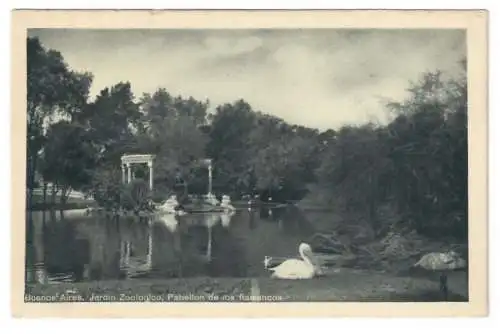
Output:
[
  {"left": 85, "top": 82, "right": 141, "bottom": 165},
  {"left": 135, "top": 88, "right": 210, "bottom": 197},
  {"left": 39, "top": 121, "right": 97, "bottom": 212},
  {"left": 206, "top": 100, "right": 257, "bottom": 195},
  {"left": 140, "top": 88, "right": 209, "bottom": 126},
  {"left": 26, "top": 36, "right": 93, "bottom": 213},
  {"left": 315, "top": 60, "right": 467, "bottom": 239}
]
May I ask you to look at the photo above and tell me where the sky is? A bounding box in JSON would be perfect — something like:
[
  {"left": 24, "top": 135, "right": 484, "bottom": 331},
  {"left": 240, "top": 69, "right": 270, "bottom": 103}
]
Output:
[{"left": 28, "top": 29, "right": 466, "bottom": 131}]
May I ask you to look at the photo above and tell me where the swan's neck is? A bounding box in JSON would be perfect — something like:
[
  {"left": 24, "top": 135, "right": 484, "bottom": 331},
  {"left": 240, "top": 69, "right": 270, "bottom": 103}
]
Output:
[{"left": 299, "top": 249, "right": 314, "bottom": 267}]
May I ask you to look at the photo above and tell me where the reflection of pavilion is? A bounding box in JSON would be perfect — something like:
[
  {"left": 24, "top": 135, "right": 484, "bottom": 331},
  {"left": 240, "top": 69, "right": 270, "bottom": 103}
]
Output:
[
  {"left": 184, "top": 211, "right": 235, "bottom": 262},
  {"left": 117, "top": 212, "right": 237, "bottom": 278},
  {"left": 119, "top": 223, "right": 153, "bottom": 278}
]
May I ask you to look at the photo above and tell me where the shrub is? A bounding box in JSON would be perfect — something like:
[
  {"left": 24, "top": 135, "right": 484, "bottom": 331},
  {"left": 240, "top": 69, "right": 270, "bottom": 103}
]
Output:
[{"left": 121, "top": 179, "right": 152, "bottom": 211}]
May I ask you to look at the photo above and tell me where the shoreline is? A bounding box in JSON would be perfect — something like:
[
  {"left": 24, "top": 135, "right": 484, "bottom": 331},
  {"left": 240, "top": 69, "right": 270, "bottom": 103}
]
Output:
[{"left": 24, "top": 269, "right": 468, "bottom": 303}]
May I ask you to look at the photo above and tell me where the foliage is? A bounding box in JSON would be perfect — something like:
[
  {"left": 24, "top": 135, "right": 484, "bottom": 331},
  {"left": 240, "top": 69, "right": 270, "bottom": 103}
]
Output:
[
  {"left": 40, "top": 121, "right": 97, "bottom": 195},
  {"left": 84, "top": 82, "right": 141, "bottom": 165},
  {"left": 26, "top": 37, "right": 93, "bottom": 194},
  {"left": 88, "top": 167, "right": 123, "bottom": 211},
  {"left": 136, "top": 88, "right": 210, "bottom": 197},
  {"left": 206, "top": 100, "right": 257, "bottom": 195},
  {"left": 315, "top": 65, "right": 468, "bottom": 240},
  {"left": 140, "top": 88, "right": 209, "bottom": 126},
  {"left": 120, "top": 179, "right": 152, "bottom": 212}
]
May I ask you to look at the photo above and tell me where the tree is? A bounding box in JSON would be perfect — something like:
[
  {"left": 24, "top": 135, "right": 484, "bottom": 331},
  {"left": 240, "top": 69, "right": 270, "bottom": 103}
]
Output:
[
  {"left": 88, "top": 167, "right": 123, "bottom": 211},
  {"left": 27, "top": 37, "right": 93, "bottom": 210},
  {"left": 39, "top": 121, "right": 97, "bottom": 212},
  {"left": 384, "top": 64, "right": 467, "bottom": 238},
  {"left": 137, "top": 114, "right": 208, "bottom": 197},
  {"left": 206, "top": 100, "right": 257, "bottom": 195},
  {"left": 135, "top": 88, "right": 210, "bottom": 198},
  {"left": 140, "top": 89, "right": 209, "bottom": 126},
  {"left": 314, "top": 60, "right": 468, "bottom": 239},
  {"left": 84, "top": 82, "right": 141, "bottom": 166}
]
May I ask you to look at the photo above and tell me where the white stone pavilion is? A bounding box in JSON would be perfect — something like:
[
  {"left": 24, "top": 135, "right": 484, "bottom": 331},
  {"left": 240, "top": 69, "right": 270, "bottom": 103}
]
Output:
[
  {"left": 120, "top": 154, "right": 156, "bottom": 190},
  {"left": 120, "top": 155, "right": 215, "bottom": 195}
]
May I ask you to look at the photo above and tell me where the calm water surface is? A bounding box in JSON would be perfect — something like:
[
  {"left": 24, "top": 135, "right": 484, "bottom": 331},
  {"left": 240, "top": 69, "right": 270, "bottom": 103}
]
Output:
[{"left": 25, "top": 206, "right": 331, "bottom": 284}]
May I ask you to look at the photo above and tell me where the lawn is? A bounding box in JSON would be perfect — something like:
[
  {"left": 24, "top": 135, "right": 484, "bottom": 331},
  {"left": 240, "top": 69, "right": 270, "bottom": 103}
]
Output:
[
  {"left": 24, "top": 268, "right": 467, "bottom": 303},
  {"left": 29, "top": 194, "right": 95, "bottom": 211}
]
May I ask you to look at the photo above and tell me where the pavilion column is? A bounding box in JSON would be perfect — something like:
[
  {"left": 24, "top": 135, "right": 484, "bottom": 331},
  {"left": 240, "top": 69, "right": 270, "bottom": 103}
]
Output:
[
  {"left": 148, "top": 160, "right": 154, "bottom": 191},
  {"left": 208, "top": 160, "right": 212, "bottom": 195},
  {"left": 127, "top": 163, "right": 131, "bottom": 184},
  {"left": 121, "top": 164, "right": 126, "bottom": 184},
  {"left": 146, "top": 225, "right": 152, "bottom": 269}
]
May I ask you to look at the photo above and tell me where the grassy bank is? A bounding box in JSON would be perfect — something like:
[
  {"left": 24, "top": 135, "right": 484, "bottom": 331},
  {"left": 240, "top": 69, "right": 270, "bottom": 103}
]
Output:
[
  {"left": 25, "top": 278, "right": 253, "bottom": 303},
  {"left": 29, "top": 194, "right": 95, "bottom": 211},
  {"left": 25, "top": 268, "right": 467, "bottom": 303}
]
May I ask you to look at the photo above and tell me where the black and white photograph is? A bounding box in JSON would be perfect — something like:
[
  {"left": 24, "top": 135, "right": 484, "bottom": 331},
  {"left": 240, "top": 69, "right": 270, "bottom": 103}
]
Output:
[{"left": 12, "top": 10, "right": 488, "bottom": 316}]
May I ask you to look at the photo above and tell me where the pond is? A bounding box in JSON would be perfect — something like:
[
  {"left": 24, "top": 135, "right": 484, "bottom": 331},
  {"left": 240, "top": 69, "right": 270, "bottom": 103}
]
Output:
[{"left": 25, "top": 205, "right": 332, "bottom": 284}]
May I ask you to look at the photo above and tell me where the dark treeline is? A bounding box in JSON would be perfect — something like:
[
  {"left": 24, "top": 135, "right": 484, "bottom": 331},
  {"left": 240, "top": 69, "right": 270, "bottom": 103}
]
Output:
[{"left": 27, "top": 37, "right": 467, "bottom": 241}]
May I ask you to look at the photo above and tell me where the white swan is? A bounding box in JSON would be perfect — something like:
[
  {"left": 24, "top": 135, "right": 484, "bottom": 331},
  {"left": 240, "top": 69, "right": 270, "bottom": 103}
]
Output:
[{"left": 266, "top": 243, "right": 317, "bottom": 280}]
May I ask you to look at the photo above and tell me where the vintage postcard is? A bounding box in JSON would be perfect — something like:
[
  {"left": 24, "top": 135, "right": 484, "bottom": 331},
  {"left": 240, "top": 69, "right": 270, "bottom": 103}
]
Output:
[{"left": 11, "top": 10, "right": 488, "bottom": 317}]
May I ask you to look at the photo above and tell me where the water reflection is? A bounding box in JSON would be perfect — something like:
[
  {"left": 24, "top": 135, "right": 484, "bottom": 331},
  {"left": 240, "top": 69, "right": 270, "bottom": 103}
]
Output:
[{"left": 26, "top": 205, "right": 320, "bottom": 284}]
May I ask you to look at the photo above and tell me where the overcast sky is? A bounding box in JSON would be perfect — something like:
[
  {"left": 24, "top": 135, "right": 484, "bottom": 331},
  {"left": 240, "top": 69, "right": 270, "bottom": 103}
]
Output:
[{"left": 29, "top": 29, "right": 466, "bottom": 131}]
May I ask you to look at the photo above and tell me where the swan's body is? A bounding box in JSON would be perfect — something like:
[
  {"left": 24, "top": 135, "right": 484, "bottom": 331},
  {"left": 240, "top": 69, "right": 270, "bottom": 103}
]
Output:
[
  {"left": 413, "top": 251, "right": 466, "bottom": 271},
  {"left": 266, "top": 243, "right": 317, "bottom": 280}
]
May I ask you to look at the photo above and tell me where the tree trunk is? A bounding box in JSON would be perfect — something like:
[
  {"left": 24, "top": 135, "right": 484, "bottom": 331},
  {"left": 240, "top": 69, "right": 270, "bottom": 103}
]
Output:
[
  {"left": 50, "top": 184, "right": 58, "bottom": 205},
  {"left": 42, "top": 182, "right": 48, "bottom": 226},
  {"left": 50, "top": 184, "right": 58, "bottom": 220},
  {"left": 26, "top": 153, "right": 37, "bottom": 246},
  {"left": 59, "top": 186, "right": 70, "bottom": 217}
]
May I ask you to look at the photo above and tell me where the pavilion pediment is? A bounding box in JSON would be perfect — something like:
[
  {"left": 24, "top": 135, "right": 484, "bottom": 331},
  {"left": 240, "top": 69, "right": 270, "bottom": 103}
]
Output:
[{"left": 121, "top": 154, "right": 155, "bottom": 165}]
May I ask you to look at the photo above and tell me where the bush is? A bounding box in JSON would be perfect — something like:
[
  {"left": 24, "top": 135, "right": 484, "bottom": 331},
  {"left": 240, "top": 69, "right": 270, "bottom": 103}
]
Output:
[
  {"left": 121, "top": 179, "right": 152, "bottom": 212},
  {"left": 88, "top": 168, "right": 152, "bottom": 212},
  {"left": 88, "top": 168, "right": 123, "bottom": 211}
]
